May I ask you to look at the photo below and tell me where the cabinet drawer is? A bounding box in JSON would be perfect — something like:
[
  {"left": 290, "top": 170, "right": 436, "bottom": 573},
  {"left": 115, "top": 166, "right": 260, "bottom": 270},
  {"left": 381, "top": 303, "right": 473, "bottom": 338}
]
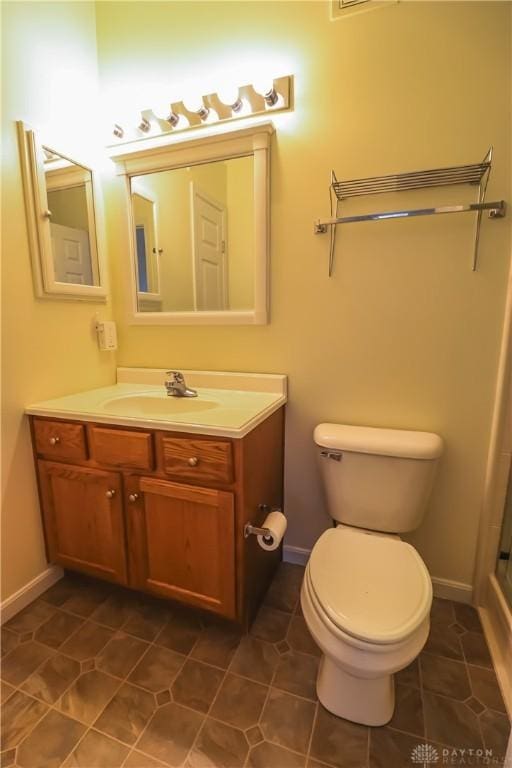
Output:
[
  {"left": 90, "top": 427, "right": 153, "bottom": 470},
  {"left": 33, "top": 419, "right": 87, "bottom": 461},
  {"left": 161, "top": 436, "right": 233, "bottom": 485}
]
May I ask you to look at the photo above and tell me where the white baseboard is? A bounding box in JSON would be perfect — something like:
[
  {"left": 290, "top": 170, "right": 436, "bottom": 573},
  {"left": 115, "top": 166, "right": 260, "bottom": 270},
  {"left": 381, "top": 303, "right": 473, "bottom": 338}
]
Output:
[
  {"left": 0, "top": 565, "right": 64, "bottom": 624},
  {"left": 283, "top": 545, "right": 473, "bottom": 604},
  {"left": 431, "top": 576, "right": 473, "bottom": 604},
  {"left": 283, "top": 545, "right": 310, "bottom": 566}
]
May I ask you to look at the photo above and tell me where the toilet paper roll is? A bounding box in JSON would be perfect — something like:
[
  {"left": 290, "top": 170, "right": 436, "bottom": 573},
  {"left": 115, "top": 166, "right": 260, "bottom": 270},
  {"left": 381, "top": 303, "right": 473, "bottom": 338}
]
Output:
[{"left": 257, "top": 510, "right": 287, "bottom": 551}]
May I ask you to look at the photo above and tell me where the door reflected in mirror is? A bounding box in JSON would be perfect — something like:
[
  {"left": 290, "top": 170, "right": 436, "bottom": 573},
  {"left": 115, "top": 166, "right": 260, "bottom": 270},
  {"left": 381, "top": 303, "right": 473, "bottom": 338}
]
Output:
[
  {"left": 131, "top": 155, "right": 254, "bottom": 313},
  {"left": 43, "top": 148, "right": 99, "bottom": 286}
]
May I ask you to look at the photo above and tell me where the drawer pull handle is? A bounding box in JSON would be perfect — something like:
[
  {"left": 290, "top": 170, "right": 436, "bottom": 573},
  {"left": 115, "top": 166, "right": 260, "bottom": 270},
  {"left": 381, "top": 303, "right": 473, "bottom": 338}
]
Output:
[
  {"left": 49, "top": 436, "right": 60, "bottom": 446},
  {"left": 188, "top": 457, "right": 199, "bottom": 467},
  {"left": 128, "top": 493, "right": 139, "bottom": 503},
  {"left": 105, "top": 489, "right": 116, "bottom": 499}
]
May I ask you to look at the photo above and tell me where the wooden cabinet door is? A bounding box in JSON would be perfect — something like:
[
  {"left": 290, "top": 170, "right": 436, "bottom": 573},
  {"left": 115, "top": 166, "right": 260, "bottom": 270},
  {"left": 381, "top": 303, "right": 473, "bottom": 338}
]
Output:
[
  {"left": 126, "top": 476, "right": 236, "bottom": 619},
  {"left": 38, "top": 461, "right": 128, "bottom": 584}
]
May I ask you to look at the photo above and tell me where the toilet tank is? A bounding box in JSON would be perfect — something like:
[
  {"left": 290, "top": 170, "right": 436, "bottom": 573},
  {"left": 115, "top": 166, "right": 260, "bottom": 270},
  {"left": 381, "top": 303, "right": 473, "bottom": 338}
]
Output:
[{"left": 314, "top": 423, "right": 443, "bottom": 533}]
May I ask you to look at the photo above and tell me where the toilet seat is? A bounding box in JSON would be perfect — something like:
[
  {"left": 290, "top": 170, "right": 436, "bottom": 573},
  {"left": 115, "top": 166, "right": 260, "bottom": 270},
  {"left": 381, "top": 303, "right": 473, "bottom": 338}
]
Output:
[{"left": 308, "top": 527, "right": 432, "bottom": 645}]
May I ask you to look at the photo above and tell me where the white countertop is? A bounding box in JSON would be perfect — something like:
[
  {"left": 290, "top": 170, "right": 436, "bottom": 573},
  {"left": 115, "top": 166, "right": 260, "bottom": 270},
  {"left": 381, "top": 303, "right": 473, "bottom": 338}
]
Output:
[{"left": 26, "top": 368, "right": 287, "bottom": 438}]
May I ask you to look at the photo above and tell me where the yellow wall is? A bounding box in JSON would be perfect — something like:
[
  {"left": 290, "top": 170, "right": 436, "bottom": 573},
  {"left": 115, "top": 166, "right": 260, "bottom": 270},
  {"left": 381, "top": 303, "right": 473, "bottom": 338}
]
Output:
[
  {"left": 97, "top": 0, "right": 512, "bottom": 589},
  {"left": 1, "top": 2, "right": 115, "bottom": 601}
]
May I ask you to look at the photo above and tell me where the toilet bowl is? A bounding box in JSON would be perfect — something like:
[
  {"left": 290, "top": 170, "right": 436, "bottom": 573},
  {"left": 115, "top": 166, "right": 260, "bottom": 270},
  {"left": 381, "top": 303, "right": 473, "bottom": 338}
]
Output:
[
  {"left": 305, "top": 423, "right": 443, "bottom": 726},
  {"left": 300, "top": 526, "right": 431, "bottom": 725}
]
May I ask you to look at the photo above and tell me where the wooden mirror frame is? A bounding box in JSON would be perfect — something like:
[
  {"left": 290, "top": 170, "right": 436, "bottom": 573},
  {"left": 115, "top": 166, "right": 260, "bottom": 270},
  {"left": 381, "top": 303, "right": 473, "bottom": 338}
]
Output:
[{"left": 110, "top": 121, "right": 274, "bottom": 326}]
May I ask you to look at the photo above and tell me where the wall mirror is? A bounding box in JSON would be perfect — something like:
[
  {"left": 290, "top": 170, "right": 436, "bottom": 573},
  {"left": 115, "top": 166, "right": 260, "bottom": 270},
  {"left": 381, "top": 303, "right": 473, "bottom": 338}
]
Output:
[
  {"left": 17, "top": 121, "right": 107, "bottom": 301},
  {"left": 111, "top": 122, "right": 273, "bottom": 325}
]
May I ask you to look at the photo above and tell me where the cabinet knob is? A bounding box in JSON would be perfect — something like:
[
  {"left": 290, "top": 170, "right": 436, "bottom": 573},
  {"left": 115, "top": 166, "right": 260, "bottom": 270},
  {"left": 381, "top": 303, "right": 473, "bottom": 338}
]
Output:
[
  {"left": 49, "top": 436, "right": 60, "bottom": 446},
  {"left": 105, "top": 489, "right": 116, "bottom": 499},
  {"left": 42, "top": 209, "right": 52, "bottom": 219},
  {"left": 187, "top": 457, "right": 199, "bottom": 467},
  {"left": 128, "top": 493, "right": 139, "bottom": 503}
]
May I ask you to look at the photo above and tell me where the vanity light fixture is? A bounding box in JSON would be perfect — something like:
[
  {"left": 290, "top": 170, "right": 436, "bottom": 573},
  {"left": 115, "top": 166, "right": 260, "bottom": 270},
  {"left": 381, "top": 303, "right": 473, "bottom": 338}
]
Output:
[
  {"left": 253, "top": 78, "right": 279, "bottom": 107},
  {"left": 109, "top": 75, "right": 293, "bottom": 145},
  {"left": 217, "top": 86, "right": 243, "bottom": 113}
]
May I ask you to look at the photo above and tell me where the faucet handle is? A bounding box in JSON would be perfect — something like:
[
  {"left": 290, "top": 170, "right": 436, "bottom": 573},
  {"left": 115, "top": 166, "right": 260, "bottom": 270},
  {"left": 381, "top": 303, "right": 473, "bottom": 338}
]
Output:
[{"left": 165, "top": 370, "right": 184, "bottom": 383}]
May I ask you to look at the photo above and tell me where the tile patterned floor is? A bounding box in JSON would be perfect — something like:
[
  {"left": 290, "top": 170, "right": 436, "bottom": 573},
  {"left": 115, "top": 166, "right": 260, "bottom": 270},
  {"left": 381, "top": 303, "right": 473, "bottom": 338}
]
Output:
[{"left": 1, "top": 565, "right": 510, "bottom": 768}]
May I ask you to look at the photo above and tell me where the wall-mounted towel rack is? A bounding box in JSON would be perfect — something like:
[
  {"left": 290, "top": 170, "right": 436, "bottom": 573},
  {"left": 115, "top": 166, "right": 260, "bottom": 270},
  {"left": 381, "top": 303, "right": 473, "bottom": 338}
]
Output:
[{"left": 314, "top": 148, "right": 506, "bottom": 276}]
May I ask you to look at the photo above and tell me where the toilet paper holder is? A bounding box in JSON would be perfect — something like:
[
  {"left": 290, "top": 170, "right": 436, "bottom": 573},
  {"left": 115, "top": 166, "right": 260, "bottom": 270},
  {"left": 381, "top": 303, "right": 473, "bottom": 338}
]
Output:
[{"left": 244, "top": 504, "right": 282, "bottom": 539}]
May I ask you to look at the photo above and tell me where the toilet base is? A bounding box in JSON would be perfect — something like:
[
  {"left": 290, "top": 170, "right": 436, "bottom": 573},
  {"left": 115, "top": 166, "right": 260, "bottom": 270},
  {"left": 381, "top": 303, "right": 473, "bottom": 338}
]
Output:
[{"left": 316, "top": 655, "right": 395, "bottom": 726}]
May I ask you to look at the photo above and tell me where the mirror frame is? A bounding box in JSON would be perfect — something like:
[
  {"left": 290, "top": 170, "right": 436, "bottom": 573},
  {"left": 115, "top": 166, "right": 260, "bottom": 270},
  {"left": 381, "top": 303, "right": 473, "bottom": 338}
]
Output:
[
  {"left": 110, "top": 121, "right": 274, "bottom": 325},
  {"left": 17, "top": 121, "right": 107, "bottom": 301}
]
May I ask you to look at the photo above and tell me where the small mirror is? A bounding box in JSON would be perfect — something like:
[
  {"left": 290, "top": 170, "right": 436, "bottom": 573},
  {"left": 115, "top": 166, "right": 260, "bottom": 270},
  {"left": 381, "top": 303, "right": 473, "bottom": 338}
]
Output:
[
  {"left": 132, "top": 156, "right": 254, "bottom": 314},
  {"left": 112, "top": 122, "right": 273, "bottom": 325},
  {"left": 17, "top": 122, "right": 106, "bottom": 300}
]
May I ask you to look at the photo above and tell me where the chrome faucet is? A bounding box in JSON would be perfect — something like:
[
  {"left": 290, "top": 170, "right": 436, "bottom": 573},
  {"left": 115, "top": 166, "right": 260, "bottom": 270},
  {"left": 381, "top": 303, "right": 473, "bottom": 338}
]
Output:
[{"left": 164, "top": 371, "right": 198, "bottom": 398}]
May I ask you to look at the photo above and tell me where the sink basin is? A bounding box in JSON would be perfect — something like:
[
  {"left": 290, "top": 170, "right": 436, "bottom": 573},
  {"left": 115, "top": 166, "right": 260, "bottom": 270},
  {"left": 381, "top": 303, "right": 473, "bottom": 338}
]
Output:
[{"left": 101, "top": 394, "right": 219, "bottom": 418}]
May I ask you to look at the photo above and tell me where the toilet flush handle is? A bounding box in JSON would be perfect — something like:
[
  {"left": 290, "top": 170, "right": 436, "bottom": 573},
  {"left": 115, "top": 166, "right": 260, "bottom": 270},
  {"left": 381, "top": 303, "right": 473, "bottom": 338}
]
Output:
[{"left": 320, "top": 450, "right": 343, "bottom": 461}]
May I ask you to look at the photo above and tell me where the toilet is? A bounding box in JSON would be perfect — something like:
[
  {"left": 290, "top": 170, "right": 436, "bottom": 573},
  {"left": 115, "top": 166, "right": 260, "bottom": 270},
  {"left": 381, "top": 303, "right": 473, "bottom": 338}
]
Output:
[{"left": 301, "top": 423, "right": 443, "bottom": 727}]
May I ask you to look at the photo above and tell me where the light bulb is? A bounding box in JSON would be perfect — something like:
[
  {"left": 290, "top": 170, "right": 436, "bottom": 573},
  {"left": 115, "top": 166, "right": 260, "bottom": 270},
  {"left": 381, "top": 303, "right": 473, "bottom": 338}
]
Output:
[
  {"left": 116, "top": 107, "right": 150, "bottom": 134},
  {"left": 217, "top": 85, "right": 243, "bottom": 113},
  {"left": 253, "top": 77, "right": 278, "bottom": 107},
  {"left": 183, "top": 93, "right": 209, "bottom": 121},
  {"left": 152, "top": 101, "right": 181, "bottom": 128}
]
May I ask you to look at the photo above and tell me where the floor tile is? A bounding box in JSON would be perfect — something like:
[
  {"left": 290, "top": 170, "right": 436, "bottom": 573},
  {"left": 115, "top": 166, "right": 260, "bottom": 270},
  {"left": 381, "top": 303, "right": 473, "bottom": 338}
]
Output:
[
  {"left": 1, "top": 681, "right": 15, "bottom": 704},
  {"left": 63, "top": 729, "right": 130, "bottom": 767},
  {"left": 388, "top": 684, "right": 424, "bottom": 738},
  {"left": 423, "top": 691, "right": 483, "bottom": 749},
  {"left": 21, "top": 653, "right": 81, "bottom": 705},
  {"left": 90, "top": 591, "right": 137, "bottom": 629},
  {"left": 124, "top": 750, "right": 168, "bottom": 767},
  {"left": 250, "top": 606, "right": 291, "bottom": 643},
  {"left": 230, "top": 636, "right": 280, "bottom": 685},
  {"left": 189, "top": 717, "right": 248, "bottom": 768},
  {"left": 16, "top": 709, "right": 86, "bottom": 768},
  {"left": 273, "top": 650, "right": 319, "bottom": 700},
  {"left": 369, "top": 727, "right": 425, "bottom": 768},
  {"left": 395, "top": 659, "right": 420, "bottom": 688},
  {"left": 155, "top": 610, "right": 203, "bottom": 655},
  {"left": 310, "top": 705, "right": 369, "bottom": 768},
  {"left": 1, "top": 628, "right": 19, "bottom": 657},
  {"left": 171, "top": 659, "right": 224, "bottom": 713},
  {"left": 122, "top": 601, "right": 170, "bottom": 642},
  {"left": 0, "top": 748, "right": 16, "bottom": 767},
  {"left": 0, "top": 690, "right": 48, "bottom": 749},
  {"left": 248, "top": 740, "right": 306, "bottom": 768},
  {"left": 287, "top": 616, "right": 321, "bottom": 657},
  {"left": 1, "top": 641, "right": 53, "bottom": 685},
  {"left": 58, "top": 669, "right": 120, "bottom": 724},
  {"left": 479, "top": 709, "right": 511, "bottom": 762},
  {"left": 94, "top": 682, "right": 155, "bottom": 745},
  {"left": 420, "top": 653, "right": 471, "bottom": 700},
  {"left": 129, "top": 645, "right": 185, "bottom": 692},
  {"left": 191, "top": 622, "right": 242, "bottom": 669},
  {"left": 137, "top": 702, "right": 204, "bottom": 766},
  {"left": 260, "top": 689, "right": 316, "bottom": 754},
  {"left": 264, "top": 563, "right": 304, "bottom": 614},
  {"left": 430, "top": 598, "right": 455, "bottom": 627},
  {"left": 423, "top": 623, "right": 464, "bottom": 661},
  {"left": 95, "top": 632, "right": 149, "bottom": 678},
  {"left": 4, "top": 600, "right": 55, "bottom": 634},
  {"left": 54, "top": 580, "right": 112, "bottom": 618},
  {"left": 210, "top": 674, "right": 268, "bottom": 729},
  {"left": 467, "top": 665, "right": 507, "bottom": 713},
  {"left": 460, "top": 632, "right": 493, "bottom": 668},
  {"left": 245, "top": 725, "right": 264, "bottom": 747},
  {"left": 60, "top": 622, "right": 114, "bottom": 661},
  {"left": 34, "top": 611, "right": 84, "bottom": 649},
  {"left": 453, "top": 603, "right": 483, "bottom": 634}
]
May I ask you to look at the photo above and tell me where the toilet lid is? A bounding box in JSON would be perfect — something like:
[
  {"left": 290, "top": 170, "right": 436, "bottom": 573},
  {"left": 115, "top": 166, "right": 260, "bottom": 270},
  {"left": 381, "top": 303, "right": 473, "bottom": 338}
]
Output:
[{"left": 308, "top": 527, "right": 432, "bottom": 645}]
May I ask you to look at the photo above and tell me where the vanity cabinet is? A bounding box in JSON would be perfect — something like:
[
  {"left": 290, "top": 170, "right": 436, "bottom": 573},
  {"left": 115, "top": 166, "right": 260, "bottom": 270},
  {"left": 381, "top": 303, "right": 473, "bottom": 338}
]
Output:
[{"left": 30, "top": 409, "right": 284, "bottom": 626}]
